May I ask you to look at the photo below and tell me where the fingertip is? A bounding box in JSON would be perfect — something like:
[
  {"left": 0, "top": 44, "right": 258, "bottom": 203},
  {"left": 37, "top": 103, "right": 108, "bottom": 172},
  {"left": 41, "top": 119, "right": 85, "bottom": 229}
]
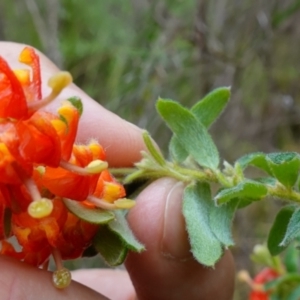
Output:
[
  {"left": 126, "top": 178, "right": 178, "bottom": 251},
  {"left": 125, "top": 178, "right": 235, "bottom": 300},
  {"left": 75, "top": 103, "right": 146, "bottom": 166}
]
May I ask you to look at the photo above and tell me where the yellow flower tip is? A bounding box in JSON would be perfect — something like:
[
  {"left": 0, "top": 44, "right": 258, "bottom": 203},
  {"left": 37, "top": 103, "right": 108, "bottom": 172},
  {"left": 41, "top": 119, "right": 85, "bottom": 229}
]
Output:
[
  {"left": 103, "top": 181, "right": 124, "bottom": 202},
  {"left": 114, "top": 198, "right": 136, "bottom": 209},
  {"left": 57, "top": 103, "right": 76, "bottom": 122},
  {"left": 88, "top": 141, "right": 105, "bottom": 159},
  {"left": 48, "top": 72, "right": 73, "bottom": 95},
  {"left": 85, "top": 160, "right": 108, "bottom": 174},
  {"left": 51, "top": 119, "right": 67, "bottom": 135},
  {"left": 52, "top": 268, "right": 72, "bottom": 289},
  {"left": 35, "top": 166, "right": 46, "bottom": 175},
  {"left": 19, "top": 47, "right": 33, "bottom": 64},
  {"left": 13, "top": 69, "right": 31, "bottom": 85},
  {"left": 27, "top": 198, "right": 53, "bottom": 219}
]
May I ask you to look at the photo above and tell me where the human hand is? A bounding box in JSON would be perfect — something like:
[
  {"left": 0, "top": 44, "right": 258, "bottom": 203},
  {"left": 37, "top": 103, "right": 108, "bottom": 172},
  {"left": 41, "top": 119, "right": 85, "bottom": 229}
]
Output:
[{"left": 0, "top": 42, "right": 235, "bottom": 300}]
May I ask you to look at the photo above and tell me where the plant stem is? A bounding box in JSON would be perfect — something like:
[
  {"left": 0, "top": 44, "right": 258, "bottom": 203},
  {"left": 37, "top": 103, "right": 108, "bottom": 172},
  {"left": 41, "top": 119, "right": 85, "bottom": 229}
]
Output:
[
  {"left": 267, "top": 185, "right": 300, "bottom": 203},
  {"left": 111, "top": 158, "right": 300, "bottom": 206}
]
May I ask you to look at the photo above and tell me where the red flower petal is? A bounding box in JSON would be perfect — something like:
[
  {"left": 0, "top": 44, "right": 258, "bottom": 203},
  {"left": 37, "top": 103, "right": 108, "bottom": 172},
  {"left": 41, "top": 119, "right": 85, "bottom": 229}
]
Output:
[
  {"left": 19, "top": 47, "right": 42, "bottom": 100},
  {"left": 93, "top": 170, "right": 125, "bottom": 201},
  {"left": 40, "top": 167, "right": 99, "bottom": 201},
  {"left": 17, "top": 112, "right": 61, "bottom": 167},
  {"left": 0, "top": 56, "right": 28, "bottom": 119},
  {"left": 55, "top": 103, "right": 80, "bottom": 161}
]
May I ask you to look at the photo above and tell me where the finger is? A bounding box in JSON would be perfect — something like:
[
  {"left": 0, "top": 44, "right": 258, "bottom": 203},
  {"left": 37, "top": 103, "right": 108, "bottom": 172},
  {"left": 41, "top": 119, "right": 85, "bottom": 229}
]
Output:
[
  {"left": 125, "top": 178, "right": 235, "bottom": 300},
  {"left": 0, "top": 41, "right": 146, "bottom": 167},
  {"left": 0, "top": 256, "right": 109, "bottom": 300},
  {"left": 72, "top": 269, "right": 136, "bottom": 300}
]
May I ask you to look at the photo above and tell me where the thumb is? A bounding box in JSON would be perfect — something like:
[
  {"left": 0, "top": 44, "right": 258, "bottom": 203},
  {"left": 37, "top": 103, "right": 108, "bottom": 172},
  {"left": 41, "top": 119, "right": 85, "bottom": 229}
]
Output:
[
  {"left": 0, "top": 256, "right": 109, "bottom": 300},
  {"left": 125, "top": 178, "right": 235, "bottom": 300}
]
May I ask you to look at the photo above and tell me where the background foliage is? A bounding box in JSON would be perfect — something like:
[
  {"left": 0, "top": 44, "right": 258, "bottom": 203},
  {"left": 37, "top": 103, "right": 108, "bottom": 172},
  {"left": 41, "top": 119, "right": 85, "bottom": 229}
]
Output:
[{"left": 2, "top": 0, "right": 300, "bottom": 298}]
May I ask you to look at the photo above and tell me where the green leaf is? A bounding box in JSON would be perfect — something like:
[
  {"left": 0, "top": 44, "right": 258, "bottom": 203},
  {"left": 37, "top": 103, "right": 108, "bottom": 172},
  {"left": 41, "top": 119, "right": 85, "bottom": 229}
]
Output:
[
  {"left": 93, "top": 225, "right": 128, "bottom": 266},
  {"left": 284, "top": 245, "right": 299, "bottom": 273},
  {"left": 255, "top": 177, "right": 277, "bottom": 186},
  {"left": 209, "top": 200, "right": 238, "bottom": 247},
  {"left": 264, "top": 273, "right": 300, "bottom": 300},
  {"left": 214, "top": 180, "right": 268, "bottom": 205},
  {"left": 143, "top": 131, "right": 165, "bottom": 166},
  {"left": 191, "top": 87, "right": 231, "bottom": 128},
  {"left": 67, "top": 96, "right": 83, "bottom": 116},
  {"left": 267, "top": 205, "right": 296, "bottom": 255},
  {"left": 236, "top": 152, "right": 271, "bottom": 174},
  {"left": 108, "top": 211, "right": 144, "bottom": 252},
  {"left": 266, "top": 152, "right": 300, "bottom": 188},
  {"left": 63, "top": 198, "right": 114, "bottom": 224},
  {"left": 264, "top": 277, "right": 281, "bottom": 291},
  {"left": 168, "top": 87, "right": 230, "bottom": 163},
  {"left": 270, "top": 295, "right": 281, "bottom": 300},
  {"left": 157, "top": 99, "right": 219, "bottom": 169},
  {"left": 287, "top": 286, "right": 300, "bottom": 300},
  {"left": 169, "top": 135, "right": 189, "bottom": 163},
  {"left": 281, "top": 207, "right": 300, "bottom": 247},
  {"left": 237, "top": 197, "right": 255, "bottom": 208},
  {"left": 183, "top": 182, "right": 222, "bottom": 266}
]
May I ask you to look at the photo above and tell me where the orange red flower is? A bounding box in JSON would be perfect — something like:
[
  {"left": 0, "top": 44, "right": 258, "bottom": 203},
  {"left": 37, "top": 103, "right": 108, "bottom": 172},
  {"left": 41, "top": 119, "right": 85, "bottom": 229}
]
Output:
[
  {"left": 249, "top": 268, "right": 279, "bottom": 300},
  {"left": 0, "top": 47, "right": 134, "bottom": 287}
]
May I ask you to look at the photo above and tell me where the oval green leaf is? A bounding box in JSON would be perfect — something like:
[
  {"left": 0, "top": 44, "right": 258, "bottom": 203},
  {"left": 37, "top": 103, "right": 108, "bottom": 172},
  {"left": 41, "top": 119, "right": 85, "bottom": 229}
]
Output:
[
  {"left": 284, "top": 245, "right": 299, "bottom": 273},
  {"left": 169, "top": 135, "right": 189, "bottom": 163},
  {"left": 209, "top": 200, "right": 238, "bottom": 248},
  {"left": 63, "top": 198, "right": 114, "bottom": 224},
  {"left": 183, "top": 182, "right": 222, "bottom": 266},
  {"left": 93, "top": 225, "right": 128, "bottom": 266},
  {"left": 280, "top": 207, "right": 300, "bottom": 247},
  {"left": 214, "top": 180, "right": 268, "bottom": 205},
  {"left": 168, "top": 87, "right": 230, "bottom": 163},
  {"left": 191, "top": 86, "right": 231, "bottom": 128},
  {"left": 267, "top": 205, "right": 296, "bottom": 256},
  {"left": 157, "top": 99, "right": 219, "bottom": 169},
  {"left": 108, "top": 211, "right": 144, "bottom": 252},
  {"left": 236, "top": 152, "right": 271, "bottom": 174},
  {"left": 266, "top": 152, "right": 300, "bottom": 188}
]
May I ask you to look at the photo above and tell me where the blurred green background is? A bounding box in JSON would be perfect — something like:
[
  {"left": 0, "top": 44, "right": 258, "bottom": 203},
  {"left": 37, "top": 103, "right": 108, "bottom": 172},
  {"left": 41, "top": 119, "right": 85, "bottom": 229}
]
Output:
[{"left": 2, "top": 0, "right": 300, "bottom": 298}]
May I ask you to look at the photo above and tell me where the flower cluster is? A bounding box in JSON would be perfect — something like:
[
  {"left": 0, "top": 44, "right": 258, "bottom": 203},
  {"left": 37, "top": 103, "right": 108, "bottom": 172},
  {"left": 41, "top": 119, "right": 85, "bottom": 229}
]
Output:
[
  {"left": 249, "top": 268, "right": 279, "bottom": 300},
  {"left": 0, "top": 47, "right": 133, "bottom": 288},
  {"left": 238, "top": 267, "right": 279, "bottom": 300}
]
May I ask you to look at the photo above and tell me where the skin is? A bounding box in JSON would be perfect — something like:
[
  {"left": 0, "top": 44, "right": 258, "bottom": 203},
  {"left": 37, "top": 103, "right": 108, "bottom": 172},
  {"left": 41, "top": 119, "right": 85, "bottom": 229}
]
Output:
[{"left": 0, "top": 42, "right": 235, "bottom": 300}]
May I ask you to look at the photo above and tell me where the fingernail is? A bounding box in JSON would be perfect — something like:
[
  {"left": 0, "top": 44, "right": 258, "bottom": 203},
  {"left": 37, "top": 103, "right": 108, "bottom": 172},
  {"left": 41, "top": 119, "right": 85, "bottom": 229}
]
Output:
[{"left": 161, "top": 181, "right": 191, "bottom": 260}]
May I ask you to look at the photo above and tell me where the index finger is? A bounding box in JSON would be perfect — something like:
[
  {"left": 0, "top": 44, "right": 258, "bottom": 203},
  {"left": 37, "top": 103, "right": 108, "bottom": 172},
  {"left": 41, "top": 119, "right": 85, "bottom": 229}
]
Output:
[{"left": 0, "top": 41, "right": 146, "bottom": 167}]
